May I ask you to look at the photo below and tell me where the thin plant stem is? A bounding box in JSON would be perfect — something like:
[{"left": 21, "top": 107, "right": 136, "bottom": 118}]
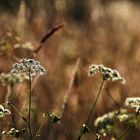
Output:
[
  {"left": 105, "top": 88, "right": 120, "bottom": 109},
  {"left": 28, "top": 71, "right": 33, "bottom": 140},
  {"left": 117, "top": 126, "right": 129, "bottom": 140},
  {"left": 6, "top": 84, "right": 17, "bottom": 128},
  {"left": 60, "top": 58, "right": 80, "bottom": 120},
  {"left": 7, "top": 102, "right": 27, "bottom": 122},
  {"left": 34, "top": 119, "right": 47, "bottom": 140},
  {"left": 50, "top": 58, "right": 80, "bottom": 140},
  {"left": 77, "top": 80, "right": 105, "bottom": 140}
]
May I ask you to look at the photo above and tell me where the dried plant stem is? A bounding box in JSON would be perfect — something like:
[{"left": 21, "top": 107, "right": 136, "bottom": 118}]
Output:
[
  {"left": 33, "top": 24, "right": 64, "bottom": 55},
  {"left": 28, "top": 72, "right": 33, "bottom": 140},
  {"left": 77, "top": 80, "right": 105, "bottom": 140},
  {"left": 60, "top": 58, "right": 81, "bottom": 120},
  {"left": 50, "top": 59, "right": 80, "bottom": 140}
]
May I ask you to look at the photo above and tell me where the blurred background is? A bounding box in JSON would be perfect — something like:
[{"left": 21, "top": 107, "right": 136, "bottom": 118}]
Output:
[{"left": 0, "top": 0, "right": 140, "bottom": 139}]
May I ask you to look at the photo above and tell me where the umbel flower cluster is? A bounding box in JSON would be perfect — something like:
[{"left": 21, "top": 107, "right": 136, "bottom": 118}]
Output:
[
  {"left": 0, "top": 73, "right": 25, "bottom": 85},
  {"left": 0, "top": 105, "right": 11, "bottom": 117},
  {"left": 94, "top": 109, "right": 128, "bottom": 136},
  {"left": 94, "top": 109, "right": 127, "bottom": 128},
  {"left": 11, "top": 58, "right": 46, "bottom": 77},
  {"left": 125, "top": 97, "right": 140, "bottom": 113},
  {"left": 2, "top": 128, "right": 26, "bottom": 138},
  {"left": 88, "top": 64, "right": 125, "bottom": 84}
]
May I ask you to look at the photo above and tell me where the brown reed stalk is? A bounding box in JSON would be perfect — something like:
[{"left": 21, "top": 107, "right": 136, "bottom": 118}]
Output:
[
  {"left": 33, "top": 24, "right": 64, "bottom": 55},
  {"left": 48, "top": 58, "right": 81, "bottom": 140},
  {"left": 60, "top": 58, "right": 81, "bottom": 120}
]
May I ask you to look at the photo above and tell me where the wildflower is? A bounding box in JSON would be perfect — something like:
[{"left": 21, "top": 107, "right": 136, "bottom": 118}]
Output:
[
  {"left": 0, "top": 73, "right": 25, "bottom": 85},
  {"left": 94, "top": 111, "right": 115, "bottom": 128},
  {"left": 0, "top": 105, "right": 11, "bottom": 117},
  {"left": 5, "top": 128, "right": 26, "bottom": 138},
  {"left": 11, "top": 58, "right": 46, "bottom": 77},
  {"left": 48, "top": 112, "right": 61, "bottom": 123},
  {"left": 88, "top": 64, "right": 125, "bottom": 84},
  {"left": 125, "top": 97, "right": 140, "bottom": 113},
  {"left": 43, "top": 112, "right": 61, "bottom": 123},
  {"left": 2, "top": 131, "right": 6, "bottom": 135},
  {"left": 94, "top": 109, "right": 127, "bottom": 136}
]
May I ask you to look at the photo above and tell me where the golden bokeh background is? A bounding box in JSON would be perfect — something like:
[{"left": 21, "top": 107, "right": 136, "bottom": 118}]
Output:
[{"left": 0, "top": 0, "right": 140, "bottom": 140}]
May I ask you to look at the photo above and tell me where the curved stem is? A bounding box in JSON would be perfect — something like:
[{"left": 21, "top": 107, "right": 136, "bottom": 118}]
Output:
[
  {"left": 28, "top": 72, "right": 33, "bottom": 140},
  {"left": 77, "top": 80, "right": 105, "bottom": 140}
]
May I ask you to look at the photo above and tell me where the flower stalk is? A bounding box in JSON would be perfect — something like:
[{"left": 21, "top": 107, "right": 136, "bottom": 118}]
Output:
[
  {"left": 77, "top": 80, "right": 105, "bottom": 140},
  {"left": 28, "top": 70, "right": 33, "bottom": 140},
  {"left": 77, "top": 64, "right": 125, "bottom": 140},
  {"left": 10, "top": 58, "right": 46, "bottom": 139}
]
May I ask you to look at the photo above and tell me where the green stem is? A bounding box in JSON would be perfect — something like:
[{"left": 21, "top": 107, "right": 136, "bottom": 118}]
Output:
[
  {"left": 77, "top": 80, "right": 105, "bottom": 140},
  {"left": 28, "top": 71, "right": 33, "bottom": 140}
]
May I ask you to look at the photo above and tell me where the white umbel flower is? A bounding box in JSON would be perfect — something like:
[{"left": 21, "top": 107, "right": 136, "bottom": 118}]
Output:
[
  {"left": 11, "top": 58, "right": 46, "bottom": 77},
  {"left": 88, "top": 64, "right": 125, "bottom": 84}
]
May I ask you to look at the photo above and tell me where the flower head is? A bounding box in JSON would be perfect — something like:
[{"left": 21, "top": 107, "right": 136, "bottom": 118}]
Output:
[
  {"left": 88, "top": 64, "right": 125, "bottom": 84},
  {"left": 125, "top": 97, "right": 140, "bottom": 113},
  {"left": 11, "top": 58, "right": 46, "bottom": 77},
  {"left": 94, "top": 109, "right": 127, "bottom": 136},
  {"left": 43, "top": 112, "right": 61, "bottom": 123},
  {"left": 0, "top": 73, "right": 25, "bottom": 85},
  {"left": 0, "top": 105, "right": 11, "bottom": 117},
  {"left": 3, "top": 128, "right": 26, "bottom": 138}
]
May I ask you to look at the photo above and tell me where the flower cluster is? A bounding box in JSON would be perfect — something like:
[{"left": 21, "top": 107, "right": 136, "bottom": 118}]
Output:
[
  {"left": 48, "top": 113, "right": 61, "bottom": 123},
  {"left": 125, "top": 97, "right": 140, "bottom": 113},
  {"left": 88, "top": 64, "right": 125, "bottom": 84},
  {"left": 0, "top": 105, "right": 11, "bottom": 117},
  {"left": 11, "top": 58, "right": 46, "bottom": 77},
  {"left": 2, "top": 128, "right": 26, "bottom": 138},
  {"left": 0, "top": 73, "right": 25, "bottom": 85},
  {"left": 94, "top": 109, "right": 127, "bottom": 136},
  {"left": 43, "top": 112, "right": 61, "bottom": 123}
]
